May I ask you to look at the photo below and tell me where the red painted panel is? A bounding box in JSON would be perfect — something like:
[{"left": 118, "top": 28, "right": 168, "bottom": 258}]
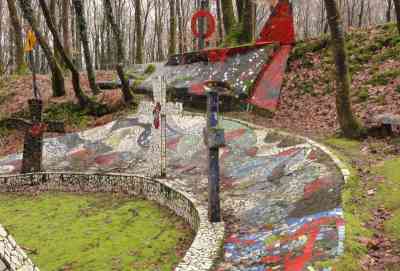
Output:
[
  {"left": 248, "top": 45, "right": 292, "bottom": 111},
  {"left": 257, "top": 0, "right": 295, "bottom": 45}
]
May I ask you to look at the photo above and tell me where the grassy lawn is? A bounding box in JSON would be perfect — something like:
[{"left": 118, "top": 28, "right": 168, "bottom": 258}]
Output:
[{"left": 0, "top": 193, "right": 194, "bottom": 271}]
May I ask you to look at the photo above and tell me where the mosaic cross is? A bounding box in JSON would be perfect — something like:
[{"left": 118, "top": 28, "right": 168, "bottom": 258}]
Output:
[{"left": 9, "top": 99, "right": 65, "bottom": 173}]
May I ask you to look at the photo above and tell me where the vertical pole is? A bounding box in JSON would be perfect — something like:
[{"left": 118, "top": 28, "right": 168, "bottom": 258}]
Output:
[
  {"left": 206, "top": 89, "right": 221, "bottom": 222},
  {"left": 160, "top": 76, "right": 167, "bottom": 178}
]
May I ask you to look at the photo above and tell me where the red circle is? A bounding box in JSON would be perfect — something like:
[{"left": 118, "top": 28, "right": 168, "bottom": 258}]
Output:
[{"left": 191, "top": 10, "right": 216, "bottom": 40}]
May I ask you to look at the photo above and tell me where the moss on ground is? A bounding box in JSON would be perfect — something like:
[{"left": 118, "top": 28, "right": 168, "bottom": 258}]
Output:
[
  {"left": 367, "top": 69, "right": 400, "bottom": 86},
  {"left": 44, "top": 102, "right": 91, "bottom": 129},
  {"left": 374, "top": 158, "right": 400, "bottom": 211},
  {"left": 355, "top": 87, "right": 369, "bottom": 103},
  {"left": 322, "top": 137, "right": 400, "bottom": 270},
  {"left": 322, "top": 138, "right": 372, "bottom": 271},
  {"left": 0, "top": 193, "right": 193, "bottom": 271},
  {"left": 373, "top": 158, "right": 400, "bottom": 243}
]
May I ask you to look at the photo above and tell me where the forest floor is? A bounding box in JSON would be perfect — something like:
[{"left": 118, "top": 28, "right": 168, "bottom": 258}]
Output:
[{"left": 0, "top": 22, "right": 399, "bottom": 270}]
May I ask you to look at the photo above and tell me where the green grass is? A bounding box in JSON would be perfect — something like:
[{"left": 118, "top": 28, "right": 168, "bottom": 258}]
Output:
[
  {"left": 322, "top": 138, "right": 372, "bottom": 271},
  {"left": 322, "top": 138, "right": 400, "bottom": 270},
  {"left": 374, "top": 158, "right": 400, "bottom": 211},
  {"left": 44, "top": 102, "right": 91, "bottom": 129},
  {"left": 0, "top": 193, "right": 193, "bottom": 271},
  {"left": 373, "top": 158, "right": 400, "bottom": 242},
  {"left": 385, "top": 210, "right": 400, "bottom": 241}
]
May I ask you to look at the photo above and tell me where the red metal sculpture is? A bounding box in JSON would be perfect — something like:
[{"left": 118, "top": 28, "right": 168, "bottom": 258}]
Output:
[
  {"left": 249, "top": 0, "right": 295, "bottom": 111},
  {"left": 191, "top": 10, "right": 216, "bottom": 40}
]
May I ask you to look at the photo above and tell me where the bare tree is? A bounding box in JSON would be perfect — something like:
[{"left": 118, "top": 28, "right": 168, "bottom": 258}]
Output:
[
  {"left": 103, "top": 0, "right": 134, "bottom": 104},
  {"left": 221, "top": 0, "right": 236, "bottom": 36},
  {"left": 324, "top": 0, "right": 362, "bottom": 138},
  {"left": 134, "top": 0, "right": 144, "bottom": 63},
  {"left": 62, "top": 0, "right": 71, "bottom": 58},
  {"left": 72, "top": 0, "right": 100, "bottom": 95},
  {"left": 169, "top": 0, "right": 177, "bottom": 56},
  {"left": 18, "top": 0, "right": 66, "bottom": 97},
  {"left": 6, "top": 0, "right": 25, "bottom": 73},
  {"left": 394, "top": 0, "right": 400, "bottom": 34},
  {"left": 37, "top": 0, "right": 91, "bottom": 107}
]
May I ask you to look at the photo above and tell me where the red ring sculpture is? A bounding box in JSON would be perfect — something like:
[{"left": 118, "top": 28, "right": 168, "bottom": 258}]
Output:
[{"left": 191, "top": 10, "right": 216, "bottom": 40}]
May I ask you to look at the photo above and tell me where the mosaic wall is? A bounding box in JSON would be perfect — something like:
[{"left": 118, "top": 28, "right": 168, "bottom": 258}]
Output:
[
  {"left": 138, "top": 46, "right": 275, "bottom": 98},
  {"left": 0, "top": 101, "right": 347, "bottom": 271},
  {"left": 0, "top": 172, "right": 225, "bottom": 271}
]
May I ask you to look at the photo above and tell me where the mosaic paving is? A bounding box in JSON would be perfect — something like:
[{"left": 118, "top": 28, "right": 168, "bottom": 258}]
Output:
[{"left": 0, "top": 102, "right": 345, "bottom": 271}]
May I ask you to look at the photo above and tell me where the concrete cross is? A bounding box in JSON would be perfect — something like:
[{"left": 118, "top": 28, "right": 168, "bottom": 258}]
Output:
[{"left": 8, "top": 99, "right": 65, "bottom": 173}]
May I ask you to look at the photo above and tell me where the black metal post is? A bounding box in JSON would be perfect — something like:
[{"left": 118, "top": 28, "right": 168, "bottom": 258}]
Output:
[{"left": 205, "top": 88, "right": 225, "bottom": 223}]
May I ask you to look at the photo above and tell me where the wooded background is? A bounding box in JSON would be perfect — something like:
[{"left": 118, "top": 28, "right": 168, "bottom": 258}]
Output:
[{"left": 0, "top": 0, "right": 399, "bottom": 75}]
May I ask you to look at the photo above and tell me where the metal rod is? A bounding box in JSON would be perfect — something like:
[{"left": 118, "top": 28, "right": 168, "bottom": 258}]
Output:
[{"left": 160, "top": 76, "right": 167, "bottom": 178}]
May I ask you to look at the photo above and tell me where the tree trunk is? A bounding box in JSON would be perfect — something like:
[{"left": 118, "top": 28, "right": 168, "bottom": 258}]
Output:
[
  {"left": 220, "top": 0, "right": 235, "bottom": 36},
  {"left": 176, "top": 0, "right": 184, "bottom": 53},
  {"left": 216, "top": 0, "right": 224, "bottom": 45},
  {"left": 394, "top": 0, "right": 400, "bottom": 34},
  {"left": 18, "top": 0, "right": 66, "bottom": 97},
  {"left": 0, "top": 0, "right": 3, "bottom": 74},
  {"left": 72, "top": 0, "right": 99, "bottom": 95},
  {"left": 62, "top": 0, "right": 71, "bottom": 58},
  {"left": 236, "top": 0, "right": 243, "bottom": 22},
  {"left": 75, "top": 7, "right": 82, "bottom": 70},
  {"left": 36, "top": 0, "right": 91, "bottom": 107},
  {"left": 387, "top": 0, "right": 393, "bottom": 22},
  {"left": 324, "top": 0, "right": 362, "bottom": 138},
  {"left": 169, "top": 0, "right": 176, "bottom": 56},
  {"left": 155, "top": 0, "right": 165, "bottom": 61},
  {"left": 103, "top": 0, "right": 134, "bottom": 104},
  {"left": 134, "top": 0, "right": 143, "bottom": 63},
  {"left": 239, "top": 0, "right": 255, "bottom": 43},
  {"left": 6, "top": 0, "right": 26, "bottom": 73},
  {"left": 358, "top": 0, "right": 364, "bottom": 28}
]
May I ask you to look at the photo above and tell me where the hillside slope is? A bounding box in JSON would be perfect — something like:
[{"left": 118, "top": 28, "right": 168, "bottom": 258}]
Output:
[{"left": 270, "top": 23, "right": 400, "bottom": 135}]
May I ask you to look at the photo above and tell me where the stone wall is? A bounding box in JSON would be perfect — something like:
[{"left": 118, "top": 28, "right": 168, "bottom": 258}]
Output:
[
  {"left": 0, "top": 173, "right": 225, "bottom": 271},
  {"left": 0, "top": 225, "right": 39, "bottom": 271}
]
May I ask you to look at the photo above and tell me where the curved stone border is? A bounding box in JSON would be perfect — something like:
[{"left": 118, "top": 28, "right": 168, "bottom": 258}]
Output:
[
  {"left": 0, "top": 173, "right": 225, "bottom": 271},
  {"left": 0, "top": 225, "right": 38, "bottom": 271}
]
